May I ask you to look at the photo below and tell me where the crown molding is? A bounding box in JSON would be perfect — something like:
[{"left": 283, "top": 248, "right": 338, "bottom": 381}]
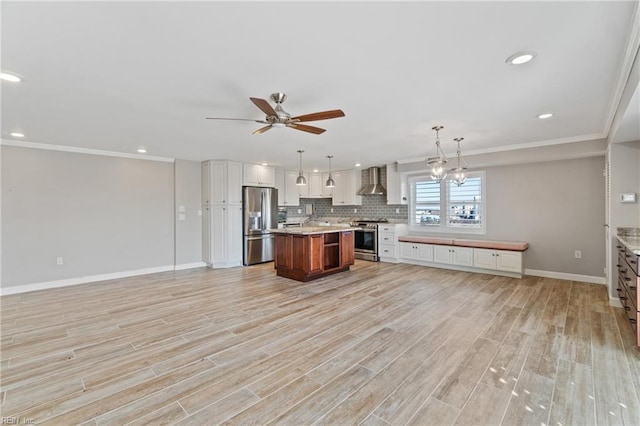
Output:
[{"left": 0, "top": 139, "right": 175, "bottom": 163}]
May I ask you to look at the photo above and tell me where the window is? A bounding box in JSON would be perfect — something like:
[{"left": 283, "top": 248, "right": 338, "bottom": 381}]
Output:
[{"left": 409, "top": 171, "right": 485, "bottom": 234}]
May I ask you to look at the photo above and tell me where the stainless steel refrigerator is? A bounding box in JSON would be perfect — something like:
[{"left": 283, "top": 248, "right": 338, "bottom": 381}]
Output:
[{"left": 242, "top": 186, "right": 278, "bottom": 265}]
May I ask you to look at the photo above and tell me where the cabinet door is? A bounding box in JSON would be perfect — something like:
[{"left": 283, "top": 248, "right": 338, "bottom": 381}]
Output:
[
  {"left": 473, "top": 248, "right": 496, "bottom": 270},
  {"left": 433, "top": 246, "right": 452, "bottom": 264},
  {"left": 244, "top": 164, "right": 260, "bottom": 186},
  {"left": 452, "top": 247, "right": 473, "bottom": 266},
  {"left": 202, "top": 205, "right": 211, "bottom": 263},
  {"left": 259, "top": 166, "right": 275, "bottom": 187},
  {"left": 284, "top": 170, "right": 301, "bottom": 206},
  {"left": 275, "top": 169, "right": 285, "bottom": 206},
  {"left": 496, "top": 251, "right": 522, "bottom": 273},
  {"left": 227, "top": 204, "right": 243, "bottom": 266},
  {"left": 275, "top": 234, "right": 293, "bottom": 269},
  {"left": 331, "top": 172, "right": 345, "bottom": 205},
  {"left": 211, "top": 205, "right": 227, "bottom": 264},
  {"left": 210, "top": 161, "right": 227, "bottom": 204},
  {"left": 378, "top": 231, "right": 395, "bottom": 246},
  {"left": 307, "top": 173, "right": 324, "bottom": 197},
  {"left": 340, "top": 231, "right": 355, "bottom": 266},
  {"left": 416, "top": 244, "right": 434, "bottom": 261},
  {"left": 202, "top": 161, "right": 211, "bottom": 205},
  {"left": 227, "top": 161, "right": 243, "bottom": 204},
  {"left": 298, "top": 173, "right": 310, "bottom": 198},
  {"left": 399, "top": 242, "right": 416, "bottom": 259}
]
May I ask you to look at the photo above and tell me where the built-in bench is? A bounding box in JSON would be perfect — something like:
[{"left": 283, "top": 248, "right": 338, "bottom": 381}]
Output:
[{"left": 396, "top": 236, "right": 529, "bottom": 278}]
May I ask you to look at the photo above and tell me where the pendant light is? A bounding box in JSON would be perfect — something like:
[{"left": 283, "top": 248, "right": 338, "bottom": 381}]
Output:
[
  {"left": 426, "top": 125, "right": 448, "bottom": 182},
  {"left": 325, "top": 155, "right": 335, "bottom": 188},
  {"left": 295, "top": 150, "right": 307, "bottom": 185},
  {"left": 451, "top": 137, "right": 467, "bottom": 186}
]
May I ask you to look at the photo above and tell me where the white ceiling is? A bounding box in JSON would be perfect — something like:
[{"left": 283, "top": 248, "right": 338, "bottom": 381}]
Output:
[{"left": 2, "top": 1, "right": 639, "bottom": 172}]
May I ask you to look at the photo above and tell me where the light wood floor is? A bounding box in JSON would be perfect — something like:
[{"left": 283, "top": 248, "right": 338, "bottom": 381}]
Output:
[{"left": 1, "top": 261, "right": 639, "bottom": 425}]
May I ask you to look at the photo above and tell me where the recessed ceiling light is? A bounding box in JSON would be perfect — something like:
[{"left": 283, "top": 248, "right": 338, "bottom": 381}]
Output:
[
  {"left": 1, "top": 72, "right": 22, "bottom": 82},
  {"left": 10, "top": 132, "right": 25, "bottom": 138},
  {"left": 537, "top": 113, "right": 554, "bottom": 119},
  {"left": 137, "top": 148, "right": 147, "bottom": 153},
  {"left": 313, "top": 169, "right": 319, "bottom": 173},
  {"left": 354, "top": 163, "right": 361, "bottom": 167},
  {"left": 506, "top": 51, "right": 536, "bottom": 65},
  {"left": 261, "top": 162, "right": 268, "bottom": 166}
]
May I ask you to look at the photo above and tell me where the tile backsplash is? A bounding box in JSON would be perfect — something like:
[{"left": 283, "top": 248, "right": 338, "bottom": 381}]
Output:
[{"left": 283, "top": 167, "right": 408, "bottom": 221}]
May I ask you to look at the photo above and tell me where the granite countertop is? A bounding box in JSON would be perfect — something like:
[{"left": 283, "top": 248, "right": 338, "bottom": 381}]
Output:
[
  {"left": 271, "top": 225, "right": 360, "bottom": 235},
  {"left": 617, "top": 235, "right": 640, "bottom": 255}
]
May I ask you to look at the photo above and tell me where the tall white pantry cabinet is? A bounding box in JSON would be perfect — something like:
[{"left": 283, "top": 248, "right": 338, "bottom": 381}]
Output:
[{"left": 202, "top": 160, "right": 243, "bottom": 268}]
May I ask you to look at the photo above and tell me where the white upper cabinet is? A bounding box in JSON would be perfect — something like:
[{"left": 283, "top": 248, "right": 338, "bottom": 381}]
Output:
[
  {"left": 244, "top": 163, "right": 275, "bottom": 187},
  {"left": 331, "top": 169, "right": 362, "bottom": 206},
  {"left": 386, "top": 162, "right": 408, "bottom": 205},
  {"left": 203, "top": 160, "right": 242, "bottom": 205},
  {"left": 307, "top": 172, "right": 333, "bottom": 198}
]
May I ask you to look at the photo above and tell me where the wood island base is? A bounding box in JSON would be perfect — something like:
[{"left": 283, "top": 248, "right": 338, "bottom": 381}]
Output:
[{"left": 273, "top": 229, "right": 355, "bottom": 282}]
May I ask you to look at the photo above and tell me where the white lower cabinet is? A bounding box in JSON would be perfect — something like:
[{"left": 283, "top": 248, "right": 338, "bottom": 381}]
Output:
[
  {"left": 205, "top": 204, "right": 242, "bottom": 268},
  {"left": 399, "top": 242, "right": 434, "bottom": 262},
  {"left": 473, "top": 248, "right": 523, "bottom": 273},
  {"left": 433, "top": 246, "right": 473, "bottom": 266},
  {"left": 379, "top": 224, "right": 408, "bottom": 263}
]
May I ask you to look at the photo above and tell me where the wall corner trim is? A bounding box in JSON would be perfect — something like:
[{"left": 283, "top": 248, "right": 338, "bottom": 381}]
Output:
[
  {"left": 524, "top": 269, "right": 606, "bottom": 285},
  {"left": 0, "top": 139, "right": 175, "bottom": 163}
]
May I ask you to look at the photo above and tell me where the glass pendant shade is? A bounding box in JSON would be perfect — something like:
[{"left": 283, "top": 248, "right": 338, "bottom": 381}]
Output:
[
  {"left": 451, "top": 137, "right": 467, "bottom": 186},
  {"left": 326, "top": 155, "right": 335, "bottom": 188},
  {"left": 296, "top": 150, "right": 307, "bottom": 185},
  {"left": 426, "top": 125, "right": 447, "bottom": 182}
]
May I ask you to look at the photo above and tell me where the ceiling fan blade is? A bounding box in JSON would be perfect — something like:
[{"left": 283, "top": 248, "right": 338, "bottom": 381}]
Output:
[
  {"left": 206, "top": 117, "right": 268, "bottom": 123},
  {"left": 252, "top": 125, "right": 273, "bottom": 135},
  {"left": 287, "top": 123, "right": 326, "bottom": 135},
  {"left": 250, "top": 97, "right": 278, "bottom": 117},
  {"left": 290, "top": 109, "right": 345, "bottom": 122}
]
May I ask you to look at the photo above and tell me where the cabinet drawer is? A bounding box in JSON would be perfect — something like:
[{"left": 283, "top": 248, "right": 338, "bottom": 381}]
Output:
[
  {"left": 378, "top": 231, "right": 396, "bottom": 245},
  {"left": 379, "top": 245, "right": 396, "bottom": 258}
]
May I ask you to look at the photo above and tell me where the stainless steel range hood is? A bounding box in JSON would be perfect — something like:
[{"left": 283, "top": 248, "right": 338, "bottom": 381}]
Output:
[{"left": 357, "top": 167, "right": 386, "bottom": 195}]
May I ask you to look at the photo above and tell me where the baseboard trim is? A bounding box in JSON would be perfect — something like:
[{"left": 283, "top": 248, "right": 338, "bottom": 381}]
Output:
[
  {"left": 524, "top": 269, "right": 606, "bottom": 285},
  {"left": 0, "top": 265, "right": 175, "bottom": 296},
  {"left": 609, "top": 298, "right": 623, "bottom": 308},
  {"left": 174, "top": 262, "right": 207, "bottom": 271}
]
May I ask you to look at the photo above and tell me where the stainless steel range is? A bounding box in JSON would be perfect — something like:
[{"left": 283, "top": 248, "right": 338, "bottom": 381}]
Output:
[{"left": 351, "top": 218, "right": 388, "bottom": 261}]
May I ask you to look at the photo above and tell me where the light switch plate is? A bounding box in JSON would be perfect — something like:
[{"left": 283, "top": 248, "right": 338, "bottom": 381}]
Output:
[
  {"left": 178, "top": 205, "right": 186, "bottom": 212},
  {"left": 620, "top": 192, "right": 637, "bottom": 203}
]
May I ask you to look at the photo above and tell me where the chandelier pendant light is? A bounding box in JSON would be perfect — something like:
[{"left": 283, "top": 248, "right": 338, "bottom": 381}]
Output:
[
  {"left": 325, "top": 155, "right": 336, "bottom": 188},
  {"left": 426, "top": 125, "right": 448, "bottom": 182},
  {"left": 451, "top": 137, "right": 467, "bottom": 186},
  {"left": 296, "top": 150, "right": 307, "bottom": 185}
]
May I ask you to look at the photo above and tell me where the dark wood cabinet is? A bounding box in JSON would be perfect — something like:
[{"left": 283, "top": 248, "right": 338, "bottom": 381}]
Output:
[
  {"left": 274, "top": 230, "right": 355, "bottom": 282},
  {"left": 616, "top": 240, "right": 640, "bottom": 346}
]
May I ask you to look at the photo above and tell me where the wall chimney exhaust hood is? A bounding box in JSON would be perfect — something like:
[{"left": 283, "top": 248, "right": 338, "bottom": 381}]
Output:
[{"left": 358, "top": 167, "right": 386, "bottom": 195}]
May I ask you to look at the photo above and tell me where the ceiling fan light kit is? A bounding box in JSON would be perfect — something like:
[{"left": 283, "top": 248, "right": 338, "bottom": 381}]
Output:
[{"left": 206, "top": 92, "right": 345, "bottom": 135}]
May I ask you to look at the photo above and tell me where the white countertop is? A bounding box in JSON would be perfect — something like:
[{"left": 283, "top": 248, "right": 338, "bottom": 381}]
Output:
[
  {"left": 618, "top": 235, "right": 640, "bottom": 255},
  {"left": 271, "top": 225, "right": 359, "bottom": 235}
]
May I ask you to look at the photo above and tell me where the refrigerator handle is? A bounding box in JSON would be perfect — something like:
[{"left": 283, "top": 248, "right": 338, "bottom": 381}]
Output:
[{"left": 261, "top": 191, "right": 265, "bottom": 231}]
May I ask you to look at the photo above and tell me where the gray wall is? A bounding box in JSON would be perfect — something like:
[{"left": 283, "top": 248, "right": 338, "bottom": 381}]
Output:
[
  {"left": 1, "top": 146, "right": 175, "bottom": 288},
  {"left": 174, "top": 159, "right": 202, "bottom": 266},
  {"left": 403, "top": 156, "right": 606, "bottom": 278}
]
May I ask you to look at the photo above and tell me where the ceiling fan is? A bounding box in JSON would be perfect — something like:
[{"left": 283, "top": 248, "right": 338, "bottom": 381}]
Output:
[{"left": 206, "top": 92, "right": 345, "bottom": 135}]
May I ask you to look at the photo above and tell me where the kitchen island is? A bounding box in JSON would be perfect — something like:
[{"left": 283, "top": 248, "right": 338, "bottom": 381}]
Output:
[{"left": 273, "top": 226, "right": 357, "bottom": 282}]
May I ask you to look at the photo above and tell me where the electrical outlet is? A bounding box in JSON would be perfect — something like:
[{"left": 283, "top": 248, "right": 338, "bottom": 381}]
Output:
[
  {"left": 330, "top": 208, "right": 334, "bottom": 213},
  {"left": 354, "top": 208, "right": 358, "bottom": 213},
  {"left": 297, "top": 208, "right": 302, "bottom": 214},
  {"left": 56, "top": 257, "right": 64, "bottom": 265},
  {"left": 396, "top": 208, "right": 400, "bottom": 214},
  {"left": 574, "top": 250, "right": 582, "bottom": 259}
]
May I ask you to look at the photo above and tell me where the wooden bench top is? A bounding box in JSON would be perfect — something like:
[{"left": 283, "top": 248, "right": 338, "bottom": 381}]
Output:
[{"left": 398, "top": 236, "right": 529, "bottom": 252}]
